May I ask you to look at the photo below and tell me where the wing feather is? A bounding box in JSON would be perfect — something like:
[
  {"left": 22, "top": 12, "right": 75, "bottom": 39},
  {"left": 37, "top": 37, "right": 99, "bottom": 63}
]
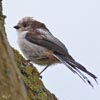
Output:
[{"left": 25, "top": 28, "right": 69, "bottom": 55}]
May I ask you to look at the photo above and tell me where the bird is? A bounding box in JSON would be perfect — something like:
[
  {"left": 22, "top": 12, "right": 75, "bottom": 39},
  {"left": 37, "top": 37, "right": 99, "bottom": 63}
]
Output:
[{"left": 14, "top": 17, "right": 97, "bottom": 87}]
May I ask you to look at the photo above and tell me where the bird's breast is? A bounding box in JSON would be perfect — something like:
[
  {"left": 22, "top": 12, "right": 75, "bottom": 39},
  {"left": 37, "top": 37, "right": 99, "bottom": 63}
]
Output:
[{"left": 17, "top": 37, "right": 59, "bottom": 65}]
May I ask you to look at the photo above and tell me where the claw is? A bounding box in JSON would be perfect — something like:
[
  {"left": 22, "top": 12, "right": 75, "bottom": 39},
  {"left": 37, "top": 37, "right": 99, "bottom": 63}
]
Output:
[{"left": 39, "top": 75, "right": 42, "bottom": 79}]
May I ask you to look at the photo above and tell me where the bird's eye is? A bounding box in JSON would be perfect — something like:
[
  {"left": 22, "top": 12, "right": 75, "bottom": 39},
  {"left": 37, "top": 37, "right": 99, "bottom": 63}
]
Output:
[{"left": 23, "top": 24, "right": 27, "bottom": 28}]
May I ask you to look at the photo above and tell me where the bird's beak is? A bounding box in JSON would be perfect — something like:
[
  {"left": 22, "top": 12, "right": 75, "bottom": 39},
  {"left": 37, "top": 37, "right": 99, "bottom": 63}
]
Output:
[{"left": 13, "top": 25, "right": 20, "bottom": 29}]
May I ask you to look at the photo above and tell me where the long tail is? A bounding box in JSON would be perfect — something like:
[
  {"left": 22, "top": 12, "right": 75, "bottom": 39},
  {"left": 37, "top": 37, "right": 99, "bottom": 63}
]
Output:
[{"left": 53, "top": 54, "right": 97, "bottom": 87}]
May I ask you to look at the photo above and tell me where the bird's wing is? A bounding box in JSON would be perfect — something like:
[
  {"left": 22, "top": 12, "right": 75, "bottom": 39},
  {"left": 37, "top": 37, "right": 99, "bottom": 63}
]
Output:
[{"left": 25, "top": 28, "right": 70, "bottom": 56}]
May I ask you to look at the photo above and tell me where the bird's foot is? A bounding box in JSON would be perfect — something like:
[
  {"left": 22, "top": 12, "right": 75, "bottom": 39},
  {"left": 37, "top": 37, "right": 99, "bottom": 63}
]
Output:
[
  {"left": 26, "top": 60, "right": 33, "bottom": 66},
  {"left": 39, "top": 75, "right": 42, "bottom": 79}
]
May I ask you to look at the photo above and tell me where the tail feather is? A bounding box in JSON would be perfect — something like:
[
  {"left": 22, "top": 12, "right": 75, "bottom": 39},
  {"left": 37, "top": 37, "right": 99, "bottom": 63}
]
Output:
[
  {"left": 69, "top": 60, "right": 97, "bottom": 79},
  {"left": 53, "top": 54, "right": 97, "bottom": 87}
]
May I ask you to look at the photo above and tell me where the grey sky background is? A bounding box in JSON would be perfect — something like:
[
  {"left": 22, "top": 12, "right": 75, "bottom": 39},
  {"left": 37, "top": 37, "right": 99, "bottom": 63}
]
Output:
[{"left": 3, "top": 0, "right": 100, "bottom": 100}]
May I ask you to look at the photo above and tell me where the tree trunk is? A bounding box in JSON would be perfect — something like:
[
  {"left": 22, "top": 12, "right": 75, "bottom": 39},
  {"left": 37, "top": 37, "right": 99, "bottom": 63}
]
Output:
[
  {"left": 0, "top": 0, "right": 27, "bottom": 100},
  {"left": 0, "top": 0, "right": 58, "bottom": 100}
]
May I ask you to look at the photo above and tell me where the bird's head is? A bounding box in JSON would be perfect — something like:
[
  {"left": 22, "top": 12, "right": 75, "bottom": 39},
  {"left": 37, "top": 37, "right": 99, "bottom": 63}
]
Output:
[{"left": 14, "top": 17, "right": 34, "bottom": 32}]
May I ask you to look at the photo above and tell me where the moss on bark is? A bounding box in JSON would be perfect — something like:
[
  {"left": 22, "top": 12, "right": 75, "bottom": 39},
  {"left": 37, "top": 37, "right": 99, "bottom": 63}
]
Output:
[{"left": 13, "top": 48, "right": 58, "bottom": 100}]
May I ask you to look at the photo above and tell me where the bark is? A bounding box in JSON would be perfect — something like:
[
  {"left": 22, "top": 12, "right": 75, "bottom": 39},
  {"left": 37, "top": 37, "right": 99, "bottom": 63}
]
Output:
[
  {"left": 0, "top": 0, "right": 27, "bottom": 100},
  {"left": 0, "top": 0, "right": 58, "bottom": 100},
  {"left": 13, "top": 48, "right": 58, "bottom": 100}
]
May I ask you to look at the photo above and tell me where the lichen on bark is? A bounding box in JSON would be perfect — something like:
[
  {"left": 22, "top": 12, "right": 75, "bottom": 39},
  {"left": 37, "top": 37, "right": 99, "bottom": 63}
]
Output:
[{"left": 13, "top": 48, "right": 58, "bottom": 100}]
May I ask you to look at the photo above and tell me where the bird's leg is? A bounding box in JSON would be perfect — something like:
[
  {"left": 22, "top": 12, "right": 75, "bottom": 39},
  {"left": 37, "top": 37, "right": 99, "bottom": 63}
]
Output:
[{"left": 39, "top": 64, "right": 50, "bottom": 76}]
